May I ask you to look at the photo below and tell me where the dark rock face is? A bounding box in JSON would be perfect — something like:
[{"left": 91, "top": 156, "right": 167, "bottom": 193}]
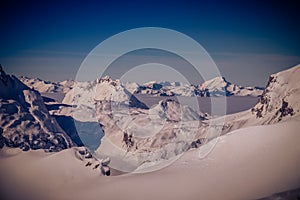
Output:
[
  {"left": 277, "top": 100, "right": 294, "bottom": 121},
  {"left": 152, "top": 83, "right": 163, "bottom": 90},
  {"left": 123, "top": 132, "right": 135, "bottom": 149},
  {"left": 190, "top": 138, "right": 208, "bottom": 149},
  {"left": 128, "top": 93, "right": 148, "bottom": 109},
  {"left": 251, "top": 75, "right": 276, "bottom": 120}
]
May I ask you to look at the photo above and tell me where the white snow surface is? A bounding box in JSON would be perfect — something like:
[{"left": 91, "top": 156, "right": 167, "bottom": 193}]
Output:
[{"left": 1, "top": 115, "right": 299, "bottom": 200}]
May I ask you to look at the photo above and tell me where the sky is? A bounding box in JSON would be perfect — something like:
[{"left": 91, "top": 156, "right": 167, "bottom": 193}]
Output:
[{"left": 1, "top": 0, "right": 300, "bottom": 86}]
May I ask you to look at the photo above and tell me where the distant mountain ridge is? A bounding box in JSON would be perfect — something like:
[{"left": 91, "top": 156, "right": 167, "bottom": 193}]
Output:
[
  {"left": 195, "top": 76, "right": 264, "bottom": 97},
  {"left": 20, "top": 76, "right": 264, "bottom": 97},
  {"left": 19, "top": 76, "right": 74, "bottom": 93},
  {"left": 133, "top": 77, "right": 263, "bottom": 97}
]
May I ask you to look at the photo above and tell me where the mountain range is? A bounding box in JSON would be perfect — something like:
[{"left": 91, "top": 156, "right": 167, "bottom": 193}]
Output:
[
  {"left": 4, "top": 65, "right": 298, "bottom": 161},
  {"left": 134, "top": 77, "right": 264, "bottom": 97},
  {"left": 20, "top": 75, "right": 264, "bottom": 97},
  {"left": 1, "top": 64, "right": 300, "bottom": 199}
]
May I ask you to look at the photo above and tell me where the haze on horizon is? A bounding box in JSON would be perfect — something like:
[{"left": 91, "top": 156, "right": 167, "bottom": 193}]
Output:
[{"left": 1, "top": 0, "right": 300, "bottom": 87}]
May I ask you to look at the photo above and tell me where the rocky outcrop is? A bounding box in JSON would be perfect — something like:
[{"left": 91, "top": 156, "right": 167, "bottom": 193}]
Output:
[
  {"left": 251, "top": 64, "right": 300, "bottom": 124},
  {"left": 0, "top": 66, "right": 74, "bottom": 152}
]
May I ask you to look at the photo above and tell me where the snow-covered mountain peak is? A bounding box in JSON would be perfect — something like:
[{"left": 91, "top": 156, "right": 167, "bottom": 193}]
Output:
[
  {"left": 0, "top": 67, "right": 73, "bottom": 151},
  {"left": 196, "top": 76, "right": 263, "bottom": 97},
  {"left": 271, "top": 64, "right": 300, "bottom": 87},
  {"left": 200, "top": 76, "right": 228, "bottom": 89},
  {"left": 251, "top": 64, "right": 300, "bottom": 123},
  {"left": 93, "top": 77, "right": 147, "bottom": 109},
  {"left": 63, "top": 76, "right": 148, "bottom": 122},
  {"left": 95, "top": 77, "right": 127, "bottom": 102}
]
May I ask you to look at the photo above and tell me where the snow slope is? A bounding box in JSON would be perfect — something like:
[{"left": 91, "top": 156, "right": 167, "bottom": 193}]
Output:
[{"left": 1, "top": 114, "right": 299, "bottom": 200}]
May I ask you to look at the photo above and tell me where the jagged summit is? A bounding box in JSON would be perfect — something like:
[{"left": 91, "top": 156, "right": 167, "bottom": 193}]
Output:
[
  {"left": 98, "top": 75, "right": 113, "bottom": 83},
  {"left": 63, "top": 75, "right": 148, "bottom": 110}
]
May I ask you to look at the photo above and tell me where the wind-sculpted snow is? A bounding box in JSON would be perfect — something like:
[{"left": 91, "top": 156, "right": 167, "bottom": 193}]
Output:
[{"left": 0, "top": 70, "right": 74, "bottom": 151}]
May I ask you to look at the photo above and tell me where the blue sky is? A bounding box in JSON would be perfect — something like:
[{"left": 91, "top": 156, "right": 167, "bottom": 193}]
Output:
[{"left": 1, "top": 0, "right": 300, "bottom": 86}]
